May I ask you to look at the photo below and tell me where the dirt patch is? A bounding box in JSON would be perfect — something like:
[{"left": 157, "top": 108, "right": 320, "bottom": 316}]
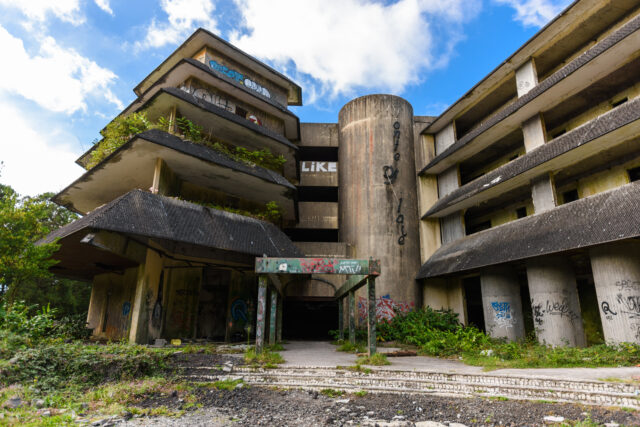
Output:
[{"left": 128, "top": 384, "right": 640, "bottom": 426}]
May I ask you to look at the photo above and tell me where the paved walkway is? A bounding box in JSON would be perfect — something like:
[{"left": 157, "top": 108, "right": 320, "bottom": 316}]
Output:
[{"left": 280, "top": 340, "right": 640, "bottom": 381}]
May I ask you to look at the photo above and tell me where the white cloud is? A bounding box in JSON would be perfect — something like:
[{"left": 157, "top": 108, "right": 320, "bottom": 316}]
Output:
[
  {"left": 94, "top": 0, "right": 114, "bottom": 16},
  {"left": 494, "top": 0, "right": 571, "bottom": 27},
  {"left": 0, "top": 25, "right": 123, "bottom": 115},
  {"left": 137, "top": 0, "right": 218, "bottom": 50},
  {"left": 229, "top": 0, "right": 480, "bottom": 99},
  {"left": 0, "top": 0, "right": 84, "bottom": 25},
  {"left": 0, "top": 102, "right": 84, "bottom": 197}
]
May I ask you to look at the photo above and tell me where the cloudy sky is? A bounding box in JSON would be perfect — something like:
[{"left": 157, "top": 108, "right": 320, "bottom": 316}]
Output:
[{"left": 0, "top": 0, "right": 571, "bottom": 196}]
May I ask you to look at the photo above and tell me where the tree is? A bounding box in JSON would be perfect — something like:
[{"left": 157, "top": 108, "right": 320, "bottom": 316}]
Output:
[{"left": 0, "top": 174, "right": 90, "bottom": 314}]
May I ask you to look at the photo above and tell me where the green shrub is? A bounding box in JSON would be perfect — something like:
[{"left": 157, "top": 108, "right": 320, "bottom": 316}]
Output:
[
  {"left": 377, "top": 307, "right": 461, "bottom": 343},
  {"left": 87, "top": 112, "right": 152, "bottom": 168}
]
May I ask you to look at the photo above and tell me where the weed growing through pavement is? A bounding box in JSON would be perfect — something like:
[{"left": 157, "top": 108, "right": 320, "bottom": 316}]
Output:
[
  {"left": 355, "top": 353, "right": 390, "bottom": 366},
  {"left": 320, "top": 389, "right": 344, "bottom": 398}
]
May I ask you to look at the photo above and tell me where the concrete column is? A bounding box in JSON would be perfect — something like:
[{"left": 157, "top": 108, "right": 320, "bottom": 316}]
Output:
[
  {"left": 276, "top": 296, "right": 283, "bottom": 343},
  {"left": 348, "top": 290, "right": 356, "bottom": 345},
  {"left": 437, "top": 165, "right": 464, "bottom": 244},
  {"left": 526, "top": 256, "right": 586, "bottom": 347},
  {"left": 590, "top": 241, "right": 640, "bottom": 344},
  {"left": 338, "top": 95, "right": 421, "bottom": 314},
  {"left": 515, "top": 59, "right": 539, "bottom": 97},
  {"left": 269, "top": 290, "right": 277, "bottom": 346},
  {"left": 480, "top": 266, "right": 525, "bottom": 341},
  {"left": 522, "top": 114, "right": 546, "bottom": 152},
  {"left": 367, "top": 277, "right": 377, "bottom": 356},
  {"left": 338, "top": 298, "right": 344, "bottom": 340},
  {"left": 531, "top": 174, "right": 557, "bottom": 214},
  {"left": 435, "top": 122, "right": 456, "bottom": 155},
  {"left": 255, "top": 276, "right": 267, "bottom": 353}
]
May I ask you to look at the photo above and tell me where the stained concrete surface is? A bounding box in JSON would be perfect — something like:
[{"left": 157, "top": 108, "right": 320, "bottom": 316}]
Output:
[{"left": 281, "top": 340, "right": 640, "bottom": 381}]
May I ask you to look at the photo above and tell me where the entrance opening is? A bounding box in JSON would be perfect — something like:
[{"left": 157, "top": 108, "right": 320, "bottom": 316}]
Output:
[
  {"left": 462, "top": 276, "right": 485, "bottom": 332},
  {"left": 283, "top": 297, "right": 337, "bottom": 339},
  {"left": 196, "top": 269, "right": 229, "bottom": 341}
]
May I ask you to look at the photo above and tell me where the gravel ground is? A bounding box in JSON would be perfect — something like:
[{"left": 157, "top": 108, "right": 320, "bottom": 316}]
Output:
[{"left": 121, "top": 385, "right": 640, "bottom": 426}]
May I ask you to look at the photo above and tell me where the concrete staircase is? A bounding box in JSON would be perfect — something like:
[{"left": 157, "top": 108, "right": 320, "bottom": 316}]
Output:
[{"left": 186, "top": 365, "right": 640, "bottom": 409}]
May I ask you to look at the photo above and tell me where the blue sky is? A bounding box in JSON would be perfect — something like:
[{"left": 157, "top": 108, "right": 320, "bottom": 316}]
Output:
[{"left": 0, "top": 0, "right": 570, "bottom": 196}]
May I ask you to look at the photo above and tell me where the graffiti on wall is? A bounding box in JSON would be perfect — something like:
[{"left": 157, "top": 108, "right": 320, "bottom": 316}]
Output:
[
  {"left": 301, "top": 161, "right": 337, "bottom": 173},
  {"left": 490, "top": 301, "right": 516, "bottom": 329},
  {"left": 208, "top": 59, "right": 271, "bottom": 99},
  {"left": 531, "top": 297, "right": 580, "bottom": 330},
  {"left": 179, "top": 83, "right": 264, "bottom": 127},
  {"left": 358, "top": 294, "right": 414, "bottom": 321},
  {"left": 599, "top": 280, "right": 640, "bottom": 327},
  {"left": 231, "top": 298, "right": 249, "bottom": 323},
  {"left": 382, "top": 121, "right": 407, "bottom": 245}
]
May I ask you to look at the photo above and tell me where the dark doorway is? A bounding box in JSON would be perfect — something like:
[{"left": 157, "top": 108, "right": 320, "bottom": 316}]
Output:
[
  {"left": 462, "top": 276, "right": 485, "bottom": 332},
  {"left": 283, "top": 297, "right": 338, "bottom": 339},
  {"left": 196, "top": 269, "right": 229, "bottom": 340}
]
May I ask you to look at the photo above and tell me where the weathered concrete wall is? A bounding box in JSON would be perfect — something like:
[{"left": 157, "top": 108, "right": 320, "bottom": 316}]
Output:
[
  {"left": 162, "top": 267, "right": 202, "bottom": 340},
  {"left": 299, "top": 123, "right": 339, "bottom": 147},
  {"left": 338, "top": 95, "right": 421, "bottom": 318},
  {"left": 129, "top": 249, "right": 164, "bottom": 344},
  {"left": 481, "top": 266, "right": 525, "bottom": 341},
  {"left": 526, "top": 256, "right": 586, "bottom": 347},
  {"left": 590, "top": 241, "right": 640, "bottom": 344},
  {"left": 87, "top": 267, "right": 138, "bottom": 341},
  {"left": 294, "top": 241, "right": 354, "bottom": 259},
  {"left": 225, "top": 271, "right": 256, "bottom": 342},
  {"left": 422, "top": 278, "right": 466, "bottom": 325},
  {"left": 297, "top": 202, "right": 338, "bottom": 229},
  {"left": 299, "top": 161, "right": 338, "bottom": 186}
]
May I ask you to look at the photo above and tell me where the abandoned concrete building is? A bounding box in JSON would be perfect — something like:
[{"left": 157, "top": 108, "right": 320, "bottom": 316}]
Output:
[{"left": 44, "top": 0, "right": 640, "bottom": 346}]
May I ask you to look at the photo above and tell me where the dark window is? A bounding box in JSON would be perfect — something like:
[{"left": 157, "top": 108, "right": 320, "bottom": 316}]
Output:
[
  {"left": 552, "top": 129, "right": 566, "bottom": 139},
  {"left": 563, "top": 189, "right": 579, "bottom": 204},
  {"left": 235, "top": 106, "right": 247, "bottom": 118},
  {"left": 516, "top": 207, "right": 527, "bottom": 218},
  {"left": 628, "top": 166, "right": 640, "bottom": 182},
  {"left": 466, "top": 220, "right": 491, "bottom": 235},
  {"left": 297, "top": 186, "right": 338, "bottom": 202},
  {"left": 612, "top": 97, "right": 628, "bottom": 108}
]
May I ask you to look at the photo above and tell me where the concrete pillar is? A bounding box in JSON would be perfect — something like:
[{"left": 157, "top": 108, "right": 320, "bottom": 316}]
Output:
[
  {"left": 435, "top": 122, "right": 456, "bottom": 155},
  {"left": 269, "top": 289, "right": 277, "bottom": 346},
  {"left": 590, "top": 241, "right": 640, "bottom": 344},
  {"left": 515, "top": 59, "right": 539, "bottom": 97},
  {"left": 522, "top": 114, "right": 546, "bottom": 152},
  {"left": 255, "top": 276, "right": 267, "bottom": 353},
  {"left": 531, "top": 174, "right": 557, "bottom": 214},
  {"left": 526, "top": 256, "right": 586, "bottom": 347},
  {"left": 437, "top": 166, "right": 464, "bottom": 244},
  {"left": 348, "top": 290, "right": 356, "bottom": 345},
  {"left": 367, "top": 277, "right": 377, "bottom": 355},
  {"left": 480, "top": 266, "right": 525, "bottom": 341},
  {"left": 338, "top": 95, "right": 421, "bottom": 314},
  {"left": 276, "top": 296, "right": 283, "bottom": 343},
  {"left": 338, "top": 298, "right": 344, "bottom": 340}
]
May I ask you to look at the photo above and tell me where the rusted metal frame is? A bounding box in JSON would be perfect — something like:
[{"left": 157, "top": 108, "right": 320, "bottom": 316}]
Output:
[{"left": 256, "top": 257, "right": 381, "bottom": 276}]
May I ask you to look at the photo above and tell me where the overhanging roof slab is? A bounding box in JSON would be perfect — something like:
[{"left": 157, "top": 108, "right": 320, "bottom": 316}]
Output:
[
  {"left": 417, "top": 181, "right": 640, "bottom": 279},
  {"left": 54, "top": 129, "right": 296, "bottom": 219}
]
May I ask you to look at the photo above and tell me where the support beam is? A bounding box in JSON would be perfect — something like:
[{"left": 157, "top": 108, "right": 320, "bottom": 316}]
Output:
[
  {"left": 335, "top": 275, "right": 367, "bottom": 299},
  {"left": 256, "top": 275, "right": 267, "bottom": 353},
  {"left": 349, "top": 290, "right": 356, "bottom": 345},
  {"left": 367, "top": 277, "right": 377, "bottom": 356},
  {"left": 256, "top": 258, "right": 380, "bottom": 276},
  {"left": 338, "top": 298, "right": 344, "bottom": 341},
  {"left": 269, "top": 289, "right": 277, "bottom": 346},
  {"left": 276, "top": 295, "right": 283, "bottom": 343}
]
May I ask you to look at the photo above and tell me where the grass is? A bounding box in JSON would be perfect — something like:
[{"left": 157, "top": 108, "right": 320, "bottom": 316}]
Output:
[
  {"left": 244, "top": 347, "right": 285, "bottom": 367},
  {"left": 353, "top": 390, "right": 368, "bottom": 397},
  {"left": 355, "top": 353, "right": 390, "bottom": 366},
  {"left": 212, "top": 379, "right": 245, "bottom": 391},
  {"left": 337, "top": 365, "right": 372, "bottom": 374},
  {"left": 334, "top": 340, "right": 366, "bottom": 354},
  {"left": 320, "top": 388, "right": 344, "bottom": 398}
]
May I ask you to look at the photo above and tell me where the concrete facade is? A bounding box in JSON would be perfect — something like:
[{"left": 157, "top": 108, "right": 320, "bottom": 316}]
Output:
[{"left": 45, "top": 0, "right": 640, "bottom": 346}]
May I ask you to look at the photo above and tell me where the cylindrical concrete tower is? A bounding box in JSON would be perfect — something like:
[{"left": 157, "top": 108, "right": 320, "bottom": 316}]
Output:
[{"left": 338, "top": 95, "right": 421, "bottom": 321}]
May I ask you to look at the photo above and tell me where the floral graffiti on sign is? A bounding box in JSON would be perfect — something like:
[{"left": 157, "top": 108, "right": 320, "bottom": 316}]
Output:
[{"left": 358, "top": 294, "right": 414, "bottom": 321}]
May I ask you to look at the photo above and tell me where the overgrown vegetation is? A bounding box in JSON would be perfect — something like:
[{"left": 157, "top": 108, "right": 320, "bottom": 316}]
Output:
[
  {"left": 188, "top": 198, "right": 283, "bottom": 224},
  {"left": 212, "top": 378, "right": 245, "bottom": 391},
  {"left": 376, "top": 307, "right": 640, "bottom": 369},
  {"left": 355, "top": 353, "right": 390, "bottom": 366},
  {"left": 320, "top": 388, "right": 344, "bottom": 398},
  {"left": 87, "top": 113, "right": 286, "bottom": 173},
  {"left": 244, "top": 347, "right": 285, "bottom": 368}
]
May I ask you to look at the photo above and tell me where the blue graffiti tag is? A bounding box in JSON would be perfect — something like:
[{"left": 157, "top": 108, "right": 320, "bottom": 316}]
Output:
[
  {"left": 122, "top": 301, "right": 131, "bottom": 317},
  {"left": 231, "top": 299, "right": 248, "bottom": 322},
  {"left": 209, "top": 59, "right": 245, "bottom": 83},
  {"left": 491, "top": 302, "right": 511, "bottom": 319}
]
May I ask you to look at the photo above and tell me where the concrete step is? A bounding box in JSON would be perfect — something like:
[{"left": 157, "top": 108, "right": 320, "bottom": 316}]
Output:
[{"left": 184, "top": 366, "right": 640, "bottom": 409}]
